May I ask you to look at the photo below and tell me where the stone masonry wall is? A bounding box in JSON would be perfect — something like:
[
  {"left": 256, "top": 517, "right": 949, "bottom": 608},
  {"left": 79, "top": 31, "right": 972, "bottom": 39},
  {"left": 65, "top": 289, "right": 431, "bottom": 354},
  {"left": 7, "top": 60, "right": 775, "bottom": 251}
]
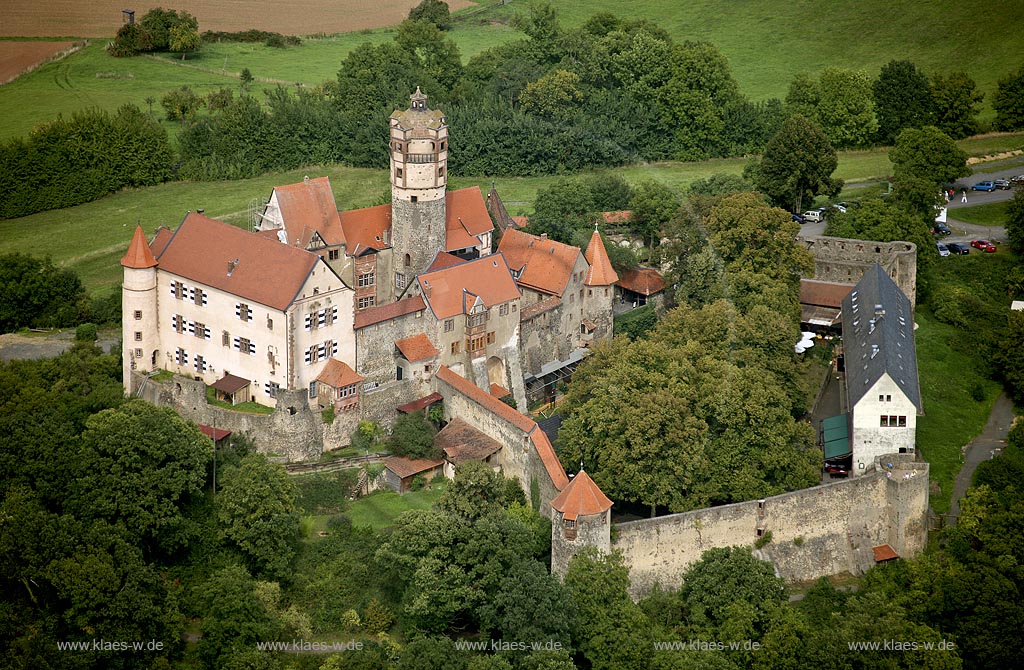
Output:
[
  {"left": 797, "top": 236, "right": 918, "bottom": 306},
  {"left": 609, "top": 455, "right": 928, "bottom": 598},
  {"left": 132, "top": 372, "right": 322, "bottom": 461}
]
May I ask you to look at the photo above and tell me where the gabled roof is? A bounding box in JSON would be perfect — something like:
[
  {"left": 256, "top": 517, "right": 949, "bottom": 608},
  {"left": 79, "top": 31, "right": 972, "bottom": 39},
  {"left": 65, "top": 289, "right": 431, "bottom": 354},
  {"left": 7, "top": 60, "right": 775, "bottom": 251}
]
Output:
[
  {"left": 397, "top": 392, "right": 443, "bottom": 413},
  {"left": 497, "top": 228, "right": 581, "bottom": 296},
  {"left": 434, "top": 366, "right": 569, "bottom": 490},
  {"left": 316, "top": 358, "right": 364, "bottom": 388},
  {"left": 427, "top": 251, "right": 466, "bottom": 272},
  {"left": 155, "top": 213, "right": 320, "bottom": 311},
  {"left": 841, "top": 264, "right": 922, "bottom": 412},
  {"left": 446, "top": 187, "right": 494, "bottom": 252},
  {"left": 584, "top": 230, "right": 619, "bottom": 286},
  {"left": 121, "top": 225, "right": 157, "bottom": 269},
  {"left": 198, "top": 424, "right": 232, "bottom": 441},
  {"left": 435, "top": 418, "right": 503, "bottom": 464},
  {"left": 150, "top": 226, "right": 174, "bottom": 258},
  {"left": 418, "top": 254, "right": 521, "bottom": 320},
  {"left": 801, "top": 279, "right": 853, "bottom": 308},
  {"left": 384, "top": 455, "right": 444, "bottom": 479},
  {"left": 395, "top": 333, "right": 439, "bottom": 362},
  {"left": 353, "top": 296, "right": 426, "bottom": 330},
  {"left": 340, "top": 203, "right": 392, "bottom": 255},
  {"left": 272, "top": 176, "right": 345, "bottom": 247},
  {"left": 550, "top": 470, "right": 613, "bottom": 521},
  {"left": 617, "top": 267, "right": 664, "bottom": 296},
  {"left": 211, "top": 373, "right": 250, "bottom": 394}
]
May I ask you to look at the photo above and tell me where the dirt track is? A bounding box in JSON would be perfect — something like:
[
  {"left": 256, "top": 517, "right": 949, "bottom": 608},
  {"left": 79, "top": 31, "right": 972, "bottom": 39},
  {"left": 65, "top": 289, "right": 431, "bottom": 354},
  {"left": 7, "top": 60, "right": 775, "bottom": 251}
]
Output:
[{"left": 0, "top": 0, "right": 475, "bottom": 38}]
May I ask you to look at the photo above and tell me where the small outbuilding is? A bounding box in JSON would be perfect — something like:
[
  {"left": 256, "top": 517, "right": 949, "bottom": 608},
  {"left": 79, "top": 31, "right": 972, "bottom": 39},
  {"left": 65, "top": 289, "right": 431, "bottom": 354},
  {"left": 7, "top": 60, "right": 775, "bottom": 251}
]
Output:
[{"left": 382, "top": 456, "right": 444, "bottom": 493}]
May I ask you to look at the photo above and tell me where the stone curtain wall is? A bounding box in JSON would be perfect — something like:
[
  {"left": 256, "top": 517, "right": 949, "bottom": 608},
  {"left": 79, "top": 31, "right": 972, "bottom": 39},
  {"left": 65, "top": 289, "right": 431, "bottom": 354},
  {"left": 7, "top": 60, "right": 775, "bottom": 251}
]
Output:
[
  {"left": 132, "top": 372, "right": 323, "bottom": 461},
  {"left": 610, "top": 455, "right": 928, "bottom": 598},
  {"left": 797, "top": 236, "right": 918, "bottom": 306}
]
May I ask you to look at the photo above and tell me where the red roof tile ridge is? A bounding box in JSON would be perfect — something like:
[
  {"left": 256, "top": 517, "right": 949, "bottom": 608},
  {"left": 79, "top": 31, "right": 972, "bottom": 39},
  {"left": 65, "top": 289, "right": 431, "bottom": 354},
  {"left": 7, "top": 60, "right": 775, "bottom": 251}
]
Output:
[
  {"left": 584, "top": 230, "right": 619, "bottom": 286},
  {"left": 353, "top": 296, "right": 426, "bottom": 330},
  {"left": 549, "top": 470, "right": 612, "bottom": 519}
]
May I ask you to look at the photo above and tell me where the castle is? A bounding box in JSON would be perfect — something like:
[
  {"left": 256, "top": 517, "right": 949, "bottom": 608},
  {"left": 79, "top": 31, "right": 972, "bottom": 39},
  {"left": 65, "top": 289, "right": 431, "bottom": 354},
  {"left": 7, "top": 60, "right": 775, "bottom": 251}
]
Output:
[
  {"left": 122, "top": 88, "right": 618, "bottom": 432},
  {"left": 122, "top": 90, "right": 928, "bottom": 596}
]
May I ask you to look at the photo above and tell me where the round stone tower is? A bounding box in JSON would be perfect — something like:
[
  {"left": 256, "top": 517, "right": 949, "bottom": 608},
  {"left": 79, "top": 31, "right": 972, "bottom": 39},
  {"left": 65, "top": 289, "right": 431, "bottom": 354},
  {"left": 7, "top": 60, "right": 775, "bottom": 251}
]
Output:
[
  {"left": 389, "top": 87, "right": 448, "bottom": 289},
  {"left": 120, "top": 225, "right": 159, "bottom": 394},
  {"left": 550, "top": 470, "right": 614, "bottom": 578}
]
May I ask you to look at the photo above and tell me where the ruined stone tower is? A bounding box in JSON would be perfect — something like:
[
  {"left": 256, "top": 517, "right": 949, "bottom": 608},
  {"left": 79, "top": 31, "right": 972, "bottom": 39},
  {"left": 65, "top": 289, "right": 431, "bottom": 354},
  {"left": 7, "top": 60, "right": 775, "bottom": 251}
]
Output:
[{"left": 389, "top": 88, "right": 448, "bottom": 298}]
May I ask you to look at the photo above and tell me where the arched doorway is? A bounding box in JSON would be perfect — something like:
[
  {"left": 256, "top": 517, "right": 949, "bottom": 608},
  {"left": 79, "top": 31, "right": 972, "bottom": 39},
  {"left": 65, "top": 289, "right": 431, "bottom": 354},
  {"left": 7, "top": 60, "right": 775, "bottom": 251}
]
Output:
[{"left": 486, "top": 356, "right": 506, "bottom": 388}]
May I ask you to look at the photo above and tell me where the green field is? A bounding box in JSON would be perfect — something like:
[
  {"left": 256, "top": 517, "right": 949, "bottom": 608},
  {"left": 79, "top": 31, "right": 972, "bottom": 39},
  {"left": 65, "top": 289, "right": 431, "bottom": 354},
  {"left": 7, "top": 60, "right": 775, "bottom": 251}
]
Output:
[
  {"left": 2, "top": 0, "right": 1022, "bottom": 143},
  {"left": 343, "top": 485, "right": 446, "bottom": 530},
  {"left": 953, "top": 200, "right": 1011, "bottom": 227}
]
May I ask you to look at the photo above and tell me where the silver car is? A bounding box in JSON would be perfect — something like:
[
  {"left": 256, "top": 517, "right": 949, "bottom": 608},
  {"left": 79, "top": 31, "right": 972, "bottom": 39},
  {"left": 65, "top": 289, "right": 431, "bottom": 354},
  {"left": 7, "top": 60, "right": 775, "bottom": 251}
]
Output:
[{"left": 936, "top": 242, "right": 950, "bottom": 257}]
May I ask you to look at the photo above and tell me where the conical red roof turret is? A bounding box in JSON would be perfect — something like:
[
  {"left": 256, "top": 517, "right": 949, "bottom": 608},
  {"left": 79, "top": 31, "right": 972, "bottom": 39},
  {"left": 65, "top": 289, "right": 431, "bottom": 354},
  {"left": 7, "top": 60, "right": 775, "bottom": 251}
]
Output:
[{"left": 120, "top": 225, "right": 157, "bottom": 269}]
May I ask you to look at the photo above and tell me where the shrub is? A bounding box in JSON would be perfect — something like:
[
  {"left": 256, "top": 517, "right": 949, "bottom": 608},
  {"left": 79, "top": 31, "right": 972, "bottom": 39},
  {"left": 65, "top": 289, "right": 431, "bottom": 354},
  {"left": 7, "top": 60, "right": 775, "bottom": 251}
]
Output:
[
  {"left": 75, "top": 323, "right": 97, "bottom": 342},
  {"left": 754, "top": 530, "right": 773, "bottom": 549}
]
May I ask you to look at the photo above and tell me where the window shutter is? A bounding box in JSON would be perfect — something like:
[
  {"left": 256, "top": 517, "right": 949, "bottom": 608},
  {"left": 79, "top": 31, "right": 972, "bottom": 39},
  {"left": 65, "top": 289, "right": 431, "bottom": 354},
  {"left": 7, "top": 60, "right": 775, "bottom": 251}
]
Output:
[
  {"left": 331, "top": 340, "right": 338, "bottom": 356},
  {"left": 318, "top": 310, "right": 326, "bottom": 327},
  {"left": 235, "top": 304, "right": 242, "bottom": 319},
  {"left": 201, "top": 291, "right": 208, "bottom": 306},
  {"left": 249, "top": 340, "right": 256, "bottom": 356},
  {"left": 187, "top": 321, "right": 195, "bottom": 335},
  {"left": 305, "top": 314, "right": 312, "bottom": 330},
  {"left": 204, "top": 327, "right": 211, "bottom": 340},
  {"left": 305, "top": 347, "right": 312, "bottom": 364},
  {"left": 331, "top": 306, "right": 338, "bottom": 323},
  {"left": 233, "top": 337, "right": 240, "bottom": 350}
]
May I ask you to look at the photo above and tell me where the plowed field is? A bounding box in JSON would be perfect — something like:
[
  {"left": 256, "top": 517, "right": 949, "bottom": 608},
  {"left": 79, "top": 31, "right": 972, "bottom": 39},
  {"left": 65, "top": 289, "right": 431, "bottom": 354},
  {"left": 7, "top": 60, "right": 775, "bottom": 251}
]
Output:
[
  {"left": 0, "top": 41, "right": 77, "bottom": 84},
  {"left": 0, "top": 1, "right": 475, "bottom": 38}
]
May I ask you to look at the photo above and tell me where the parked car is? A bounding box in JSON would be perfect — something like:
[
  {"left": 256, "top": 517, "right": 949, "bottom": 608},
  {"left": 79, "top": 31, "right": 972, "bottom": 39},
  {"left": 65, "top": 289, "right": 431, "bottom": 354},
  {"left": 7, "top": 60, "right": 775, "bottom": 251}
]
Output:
[
  {"left": 994, "top": 179, "right": 1011, "bottom": 190},
  {"left": 931, "top": 222, "right": 952, "bottom": 236},
  {"left": 947, "top": 242, "right": 970, "bottom": 254},
  {"left": 971, "top": 239, "right": 997, "bottom": 253},
  {"left": 792, "top": 212, "right": 805, "bottom": 224},
  {"left": 1011, "top": 174, "right": 1024, "bottom": 184},
  {"left": 825, "top": 464, "right": 849, "bottom": 478},
  {"left": 832, "top": 202, "right": 847, "bottom": 213},
  {"left": 802, "top": 210, "right": 823, "bottom": 223},
  {"left": 971, "top": 181, "right": 996, "bottom": 192},
  {"left": 936, "top": 242, "right": 950, "bottom": 257}
]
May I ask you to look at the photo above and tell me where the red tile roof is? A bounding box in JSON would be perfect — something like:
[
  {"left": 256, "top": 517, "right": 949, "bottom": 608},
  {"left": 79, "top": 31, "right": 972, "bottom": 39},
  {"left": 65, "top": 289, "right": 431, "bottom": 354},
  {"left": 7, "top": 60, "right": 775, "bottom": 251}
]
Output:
[
  {"left": 434, "top": 366, "right": 569, "bottom": 490},
  {"left": 873, "top": 544, "right": 900, "bottom": 562},
  {"left": 384, "top": 456, "right": 444, "bottom": 479},
  {"left": 353, "top": 296, "right": 426, "bottom": 330},
  {"left": 272, "top": 176, "right": 345, "bottom": 247},
  {"left": 617, "top": 267, "right": 664, "bottom": 296},
  {"left": 446, "top": 187, "right": 494, "bottom": 252},
  {"left": 340, "top": 203, "right": 392, "bottom": 255},
  {"left": 800, "top": 279, "right": 854, "bottom": 308},
  {"left": 584, "top": 230, "right": 619, "bottom": 286},
  {"left": 550, "top": 470, "right": 613, "bottom": 520},
  {"left": 149, "top": 226, "right": 174, "bottom": 258},
  {"left": 418, "top": 254, "right": 521, "bottom": 319},
  {"left": 211, "top": 373, "right": 250, "bottom": 394},
  {"left": 395, "top": 333, "right": 440, "bottom": 362},
  {"left": 427, "top": 251, "right": 466, "bottom": 272},
  {"left": 396, "top": 392, "right": 443, "bottom": 413},
  {"left": 602, "top": 210, "right": 632, "bottom": 224},
  {"left": 489, "top": 383, "right": 511, "bottom": 398},
  {"left": 511, "top": 216, "right": 529, "bottom": 228},
  {"left": 121, "top": 225, "right": 157, "bottom": 269},
  {"left": 435, "top": 418, "right": 503, "bottom": 463},
  {"left": 156, "top": 213, "right": 319, "bottom": 311},
  {"left": 520, "top": 296, "right": 561, "bottom": 321},
  {"left": 198, "top": 424, "right": 232, "bottom": 441},
  {"left": 316, "top": 358, "right": 364, "bottom": 388},
  {"left": 497, "top": 228, "right": 580, "bottom": 296}
]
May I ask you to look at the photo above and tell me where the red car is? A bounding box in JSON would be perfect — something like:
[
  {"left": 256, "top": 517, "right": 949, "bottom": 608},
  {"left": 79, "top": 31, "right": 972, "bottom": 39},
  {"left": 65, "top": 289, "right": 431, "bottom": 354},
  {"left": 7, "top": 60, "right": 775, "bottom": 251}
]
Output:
[{"left": 971, "top": 239, "right": 997, "bottom": 253}]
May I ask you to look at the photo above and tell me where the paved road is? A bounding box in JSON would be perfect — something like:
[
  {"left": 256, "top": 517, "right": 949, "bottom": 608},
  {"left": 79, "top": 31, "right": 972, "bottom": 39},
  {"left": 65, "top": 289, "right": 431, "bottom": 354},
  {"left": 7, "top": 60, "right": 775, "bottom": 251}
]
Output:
[
  {"left": 948, "top": 393, "right": 1016, "bottom": 522},
  {"left": 0, "top": 330, "right": 119, "bottom": 361}
]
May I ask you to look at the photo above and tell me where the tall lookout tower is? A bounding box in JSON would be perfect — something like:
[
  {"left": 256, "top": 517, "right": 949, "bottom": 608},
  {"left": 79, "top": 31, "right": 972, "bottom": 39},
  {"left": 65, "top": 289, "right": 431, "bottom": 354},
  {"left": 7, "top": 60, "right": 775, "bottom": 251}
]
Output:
[
  {"left": 550, "top": 470, "right": 614, "bottom": 578},
  {"left": 390, "top": 88, "right": 448, "bottom": 292}
]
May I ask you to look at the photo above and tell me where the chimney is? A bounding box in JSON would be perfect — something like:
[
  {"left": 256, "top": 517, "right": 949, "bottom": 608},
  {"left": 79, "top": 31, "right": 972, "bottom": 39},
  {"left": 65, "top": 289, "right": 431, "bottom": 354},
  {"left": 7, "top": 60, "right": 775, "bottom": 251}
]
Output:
[
  {"left": 539, "top": 233, "right": 548, "bottom": 239},
  {"left": 197, "top": 208, "right": 205, "bottom": 215},
  {"left": 227, "top": 258, "right": 240, "bottom": 276}
]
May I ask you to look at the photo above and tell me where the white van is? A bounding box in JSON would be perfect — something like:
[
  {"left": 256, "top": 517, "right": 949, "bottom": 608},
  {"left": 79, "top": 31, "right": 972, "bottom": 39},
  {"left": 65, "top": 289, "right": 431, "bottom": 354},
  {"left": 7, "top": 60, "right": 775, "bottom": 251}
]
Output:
[{"left": 802, "top": 210, "right": 823, "bottom": 223}]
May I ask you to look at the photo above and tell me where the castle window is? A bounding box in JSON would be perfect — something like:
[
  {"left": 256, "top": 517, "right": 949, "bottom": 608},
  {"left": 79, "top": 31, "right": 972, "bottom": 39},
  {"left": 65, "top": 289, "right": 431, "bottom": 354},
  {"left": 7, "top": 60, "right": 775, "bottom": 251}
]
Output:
[
  {"left": 898, "top": 415, "right": 907, "bottom": 427},
  {"left": 499, "top": 304, "right": 509, "bottom": 317},
  {"left": 358, "top": 296, "right": 375, "bottom": 310},
  {"left": 134, "top": 348, "right": 143, "bottom": 359},
  {"left": 175, "top": 348, "right": 188, "bottom": 365},
  {"left": 486, "top": 331, "right": 495, "bottom": 345},
  {"left": 512, "top": 304, "right": 517, "bottom": 312},
  {"left": 468, "top": 309, "right": 488, "bottom": 328},
  {"left": 404, "top": 254, "right": 412, "bottom": 268},
  {"left": 193, "top": 289, "right": 207, "bottom": 306},
  {"left": 134, "top": 331, "right": 143, "bottom": 341},
  {"left": 440, "top": 141, "right": 446, "bottom": 151},
  {"left": 396, "top": 168, "right": 403, "bottom": 179},
  {"left": 468, "top": 335, "right": 485, "bottom": 352},
  {"left": 444, "top": 319, "right": 454, "bottom": 332},
  {"left": 411, "top": 196, "right": 418, "bottom": 203},
  {"left": 134, "top": 310, "right": 143, "bottom": 320},
  {"left": 451, "top": 341, "right": 460, "bottom": 355},
  {"left": 358, "top": 272, "right": 375, "bottom": 287},
  {"left": 438, "top": 166, "right": 445, "bottom": 178},
  {"left": 880, "top": 416, "right": 889, "bottom": 427},
  {"left": 236, "top": 303, "right": 252, "bottom": 322},
  {"left": 339, "top": 384, "right": 357, "bottom": 399},
  {"left": 396, "top": 272, "right": 407, "bottom": 289},
  {"left": 309, "top": 382, "right": 317, "bottom": 399},
  {"left": 588, "top": 289, "right": 592, "bottom": 297},
  {"left": 172, "top": 314, "right": 185, "bottom": 334},
  {"left": 194, "top": 322, "right": 209, "bottom": 340},
  {"left": 222, "top": 331, "right": 230, "bottom": 347},
  {"left": 238, "top": 337, "right": 253, "bottom": 355},
  {"left": 265, "top": 381, "right": 280, "bottom": 398},
  {"left": 396, "top": 366, "right": 404, "bottom": 381},
  {"left": 267, "top": 317, "right": 274, "bottom": 331},
  {"left": 194, "top": 355, "right": 207, "bottom": 373}
]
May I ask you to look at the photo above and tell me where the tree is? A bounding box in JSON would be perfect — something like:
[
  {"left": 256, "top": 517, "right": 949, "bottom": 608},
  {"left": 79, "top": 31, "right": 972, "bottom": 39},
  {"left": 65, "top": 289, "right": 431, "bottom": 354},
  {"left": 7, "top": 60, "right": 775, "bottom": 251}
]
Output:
[
  {"left": 239, "top": 67, "right": 254, "bottom": 91},
  {"left": 785, "top": 73, "right": 820, "bottom": 120},
  {"left": 519, "top": 69, "right": 585, "bottom": 122},
  {"left": 169, "top": 21, "right": 201, "bottom": 60},
  {"left": 996, "top": 311, "right": 1024, "bottom": 402},
  {"left": 386, "top": 410, "right": 438, "bottom": 459},
  {"left": 873, "top": 60, "right": 935, "bottom": 144},
  {"left": 993, "top": 64, "right": 1024, "bottom": 131},
  {"left": 408, "top": 0, "right": 451, "bottom": 29},
  {"left": 437, "top": 461, "right": 515, "bottom": 521},
  {"left": 477, "top": 560, "right": 576, "bottom": 651},
  {"left": 628, "top": 179, "right": 682, "bottom": 246},
  {"left": 1006, "top": 187, "right": 1024, "bottom": 253},
  {"left": 161, "top": 85, "right": 205, "bottom": 122},
  {"left": 0, "top": 253, "right": 86, "bottom": 332},
  {"left": 815, "top": 67, "right": 878, "bottom": 148},
  {"left": 68, "top": 400, "right": 210, "bottom": 556},
  {"left": 528, "top": 178, "right": 599, "bottom": 243},
  {"left": 931, "top": 72, "right": 983, "bottom": 139},
  {"left": 753, "top": 114, "right": 841, "bottom": 214},
  {"left": 217, "top": 454, "right": 300, "bottom": 578},
  {"left": 889, "top": 126, "right": 970, "bottom": 185},
  {"left": 680, "top": 547, "right": 786, "bottom": 628},
  {"left": 195, "top": 564, "right": 282, "bottom": 669}
]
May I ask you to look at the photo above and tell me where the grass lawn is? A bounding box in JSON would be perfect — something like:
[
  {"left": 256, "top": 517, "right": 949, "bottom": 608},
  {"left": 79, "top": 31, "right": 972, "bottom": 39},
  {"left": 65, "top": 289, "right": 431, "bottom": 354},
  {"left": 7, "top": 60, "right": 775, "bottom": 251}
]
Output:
[
  {"left": 343, "top": 484, "right": 446, "bottom": 531},
  {"left": 205, "top": 386, "right": 274, "bottom": 414},
  {"left": 952, "top": 201, "right": 1010, "bottom": 227}
]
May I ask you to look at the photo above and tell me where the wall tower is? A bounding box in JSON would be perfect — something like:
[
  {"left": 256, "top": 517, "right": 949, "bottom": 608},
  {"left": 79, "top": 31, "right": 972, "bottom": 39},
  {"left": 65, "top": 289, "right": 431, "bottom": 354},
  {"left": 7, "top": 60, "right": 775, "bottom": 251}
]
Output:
[
  {"left": 389, "top": 88, "right": 448, "bottom": 298},
  {"left": 120, "top": 225, "right": 159, "bottom": 394}
]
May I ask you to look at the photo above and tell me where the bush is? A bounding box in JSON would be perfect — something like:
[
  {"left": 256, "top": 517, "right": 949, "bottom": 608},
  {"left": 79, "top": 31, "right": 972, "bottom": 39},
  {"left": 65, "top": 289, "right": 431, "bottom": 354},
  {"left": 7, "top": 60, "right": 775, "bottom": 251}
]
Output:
[
  {"left": 0, "top": 254, "right": 88, "bottom": 332},
  {"left": 75, "top": 323, "right": 97, "bottom": 342},
  {"left": 614, "top": 304, "right": 657, "bottom": 339}
]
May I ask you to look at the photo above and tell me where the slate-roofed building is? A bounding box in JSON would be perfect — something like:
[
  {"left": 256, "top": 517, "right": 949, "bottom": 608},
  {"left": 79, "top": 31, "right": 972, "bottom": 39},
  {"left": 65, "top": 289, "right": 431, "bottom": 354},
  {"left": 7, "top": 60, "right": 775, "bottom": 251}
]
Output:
[{"left": 841, "top": 264, "right": 923, "bottom": 476}]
